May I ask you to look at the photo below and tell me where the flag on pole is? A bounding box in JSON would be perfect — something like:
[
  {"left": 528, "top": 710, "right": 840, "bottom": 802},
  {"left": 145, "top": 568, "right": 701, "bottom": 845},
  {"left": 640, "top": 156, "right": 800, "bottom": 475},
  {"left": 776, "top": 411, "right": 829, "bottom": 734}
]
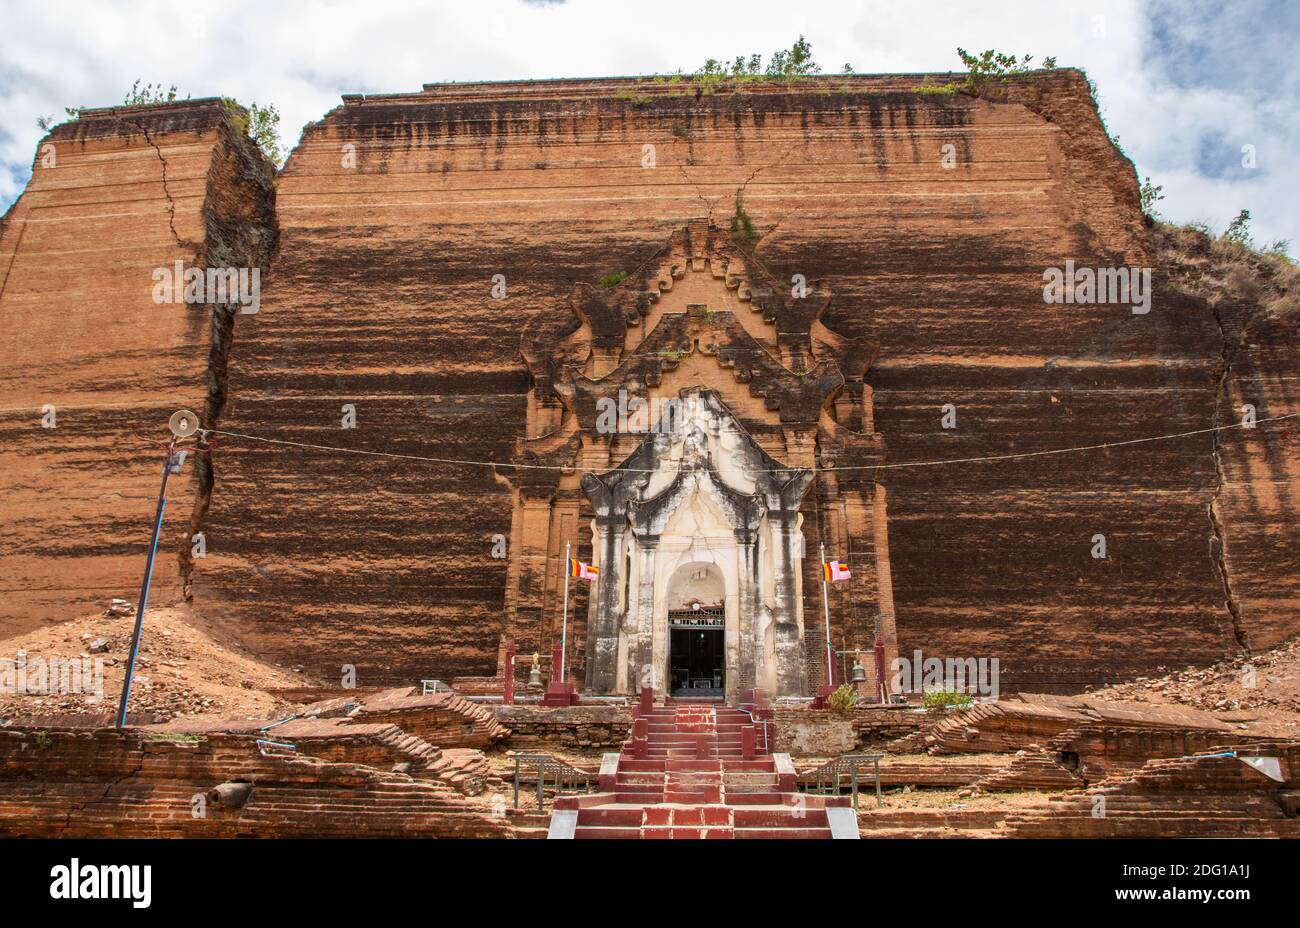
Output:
[
  {"left": 823, "top": 559, "right": 851, "bottom": 582},
  {"left": 569, "top": 559, "right": 599, "bottom": 581}
]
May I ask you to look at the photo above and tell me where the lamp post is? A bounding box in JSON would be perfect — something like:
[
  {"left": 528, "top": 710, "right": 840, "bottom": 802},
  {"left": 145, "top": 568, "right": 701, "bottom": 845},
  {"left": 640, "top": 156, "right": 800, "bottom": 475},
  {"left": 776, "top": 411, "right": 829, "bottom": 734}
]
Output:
[{"left": 116, "top": 409, "right": 198, "bottom": 729}]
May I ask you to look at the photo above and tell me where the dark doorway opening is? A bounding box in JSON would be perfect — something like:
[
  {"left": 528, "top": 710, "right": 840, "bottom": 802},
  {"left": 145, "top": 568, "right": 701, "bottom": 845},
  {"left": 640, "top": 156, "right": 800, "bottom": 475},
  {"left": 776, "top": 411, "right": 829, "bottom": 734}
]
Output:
[{"left": 669, "top": 622, "right": 725, "bottom": 697}]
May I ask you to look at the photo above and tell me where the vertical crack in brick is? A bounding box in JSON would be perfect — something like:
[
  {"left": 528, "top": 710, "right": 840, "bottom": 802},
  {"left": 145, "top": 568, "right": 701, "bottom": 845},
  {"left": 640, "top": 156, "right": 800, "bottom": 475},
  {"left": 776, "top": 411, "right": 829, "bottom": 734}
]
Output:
[
  {"left": 176, "top": 113, "right": 279, "bottom": 598},
  {"left": 1208, "top": 300, "right": 1248, "bottom": 652},
  {"left": 126, "top": 119, "right": 201, "bottom": 255}
]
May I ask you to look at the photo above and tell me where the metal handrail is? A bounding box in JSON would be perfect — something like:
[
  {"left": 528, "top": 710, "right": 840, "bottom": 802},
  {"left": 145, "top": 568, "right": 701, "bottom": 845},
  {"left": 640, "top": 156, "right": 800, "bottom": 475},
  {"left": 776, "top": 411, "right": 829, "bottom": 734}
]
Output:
[
  {"left": 805, "top": 753, "right": 884, "bottom": 809},
  {"left": 510, "top": 753, "right": 594, "bottom": 811},
  {"left": 259, "top": 714, "right": 299, "bottom": 733},
  {"left": 735, "top": 706, "right": 770, "bottom": 754},
  {"left": 256, "top": 738, "right": 297, "bottom": 756}
]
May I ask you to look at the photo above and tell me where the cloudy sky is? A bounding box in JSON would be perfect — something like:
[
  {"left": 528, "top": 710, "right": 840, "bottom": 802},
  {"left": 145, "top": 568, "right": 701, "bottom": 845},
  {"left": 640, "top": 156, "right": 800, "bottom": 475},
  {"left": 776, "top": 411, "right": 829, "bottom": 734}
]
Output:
[{"left": 2, "top": 0, "right": 1296, "bottom": 249}]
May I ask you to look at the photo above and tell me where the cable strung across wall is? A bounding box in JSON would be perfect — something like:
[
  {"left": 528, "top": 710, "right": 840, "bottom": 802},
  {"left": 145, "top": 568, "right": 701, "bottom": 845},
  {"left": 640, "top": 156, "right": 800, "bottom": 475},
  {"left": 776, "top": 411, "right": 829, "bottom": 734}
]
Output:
[
  {"left": 1, "top": 399, "right": 1291, "bottom": 474},
  {"left": 195, "top": 411, "right": 1297, "bottom": 475}
]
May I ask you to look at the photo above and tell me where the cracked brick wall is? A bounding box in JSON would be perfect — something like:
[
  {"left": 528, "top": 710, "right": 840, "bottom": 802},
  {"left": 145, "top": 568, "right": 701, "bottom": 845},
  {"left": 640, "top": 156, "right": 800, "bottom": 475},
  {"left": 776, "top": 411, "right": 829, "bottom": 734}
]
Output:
[
  {"left": 1, "top": 74, "right": 1294, "bottom": 695},
  {"left": 0, "top": 100, "right": 276, "bottom": 638}
]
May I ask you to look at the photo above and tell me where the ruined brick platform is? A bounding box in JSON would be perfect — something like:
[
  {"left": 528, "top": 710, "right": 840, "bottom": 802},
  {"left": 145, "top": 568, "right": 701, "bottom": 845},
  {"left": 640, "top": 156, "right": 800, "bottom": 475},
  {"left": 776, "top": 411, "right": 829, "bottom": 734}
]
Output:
[{"left": 0, "top": 726, "right": 519, "bottom": 838}]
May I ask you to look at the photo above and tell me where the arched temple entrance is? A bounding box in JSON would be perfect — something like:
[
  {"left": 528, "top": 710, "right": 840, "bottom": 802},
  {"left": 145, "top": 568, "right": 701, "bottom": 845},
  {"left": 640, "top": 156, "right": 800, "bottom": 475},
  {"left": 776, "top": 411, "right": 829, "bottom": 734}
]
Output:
[
  {"left": 503, "top": 222, "right": 901, "bottom": 702},
  {"left": 666, "top": 562, "right": 726, "bottom": 697},
  {"left": 583, "top": 389, "right": 813, "bottom": 698}
]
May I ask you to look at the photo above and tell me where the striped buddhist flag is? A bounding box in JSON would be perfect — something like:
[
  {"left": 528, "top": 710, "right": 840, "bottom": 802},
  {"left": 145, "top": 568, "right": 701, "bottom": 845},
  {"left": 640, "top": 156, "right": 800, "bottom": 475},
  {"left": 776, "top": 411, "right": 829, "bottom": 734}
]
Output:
[
  {"left": 823, "top": 559, "right": 851, "bottom": 582},
  {"left": 569, "top": 558, "right": 598, "bottom": 581}
]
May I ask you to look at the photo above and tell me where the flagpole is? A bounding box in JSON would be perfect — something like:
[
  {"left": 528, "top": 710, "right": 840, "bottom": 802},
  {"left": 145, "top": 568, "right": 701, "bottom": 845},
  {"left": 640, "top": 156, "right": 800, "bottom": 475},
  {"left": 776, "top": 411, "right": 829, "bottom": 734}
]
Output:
[
  {"left": 560, "top": 541, "right": 571, "bottom": 684},
  {"left": 820, "top": 542, "right": 834, "bottom": 689}
]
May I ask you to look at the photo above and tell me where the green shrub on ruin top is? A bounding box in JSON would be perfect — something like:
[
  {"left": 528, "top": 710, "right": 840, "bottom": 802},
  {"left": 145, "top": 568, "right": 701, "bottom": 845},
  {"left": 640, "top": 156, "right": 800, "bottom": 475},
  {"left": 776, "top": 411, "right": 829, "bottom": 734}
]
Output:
[
  {"left": 827, "top": 683, "right": 858, "bottom": 714},
  {"left": 1139, "top": 176, "right": 1165, "bottom": 219},
  {"left": 1223, "top": 209, "right": 1254, "bottom": 249},
  {"left": 222, "top": 98, "right": 285, "bottom": 169},
  {"left": 598, "top": 270, "right": 628, "bottom": 289},
  {"left": 124, "top": 80, "right": 184, "bottom": 107},
  {"left": 914, "top": 48, "right": 1054, "bottom": 97},
  {"left": 55, "top": 79, "right": 284, "bottom": 169},
  {"left": 957, "top": 48, "right": 1037, "bottom": 89},
  {"left": 59, "top": 79, "right": 185, "bottom": 122},
  {"left": 923, "top": 689, "right": 974, "bottom": 710},
  {"left": 692, "top": 35, "right": 823, "bottom": 93}
]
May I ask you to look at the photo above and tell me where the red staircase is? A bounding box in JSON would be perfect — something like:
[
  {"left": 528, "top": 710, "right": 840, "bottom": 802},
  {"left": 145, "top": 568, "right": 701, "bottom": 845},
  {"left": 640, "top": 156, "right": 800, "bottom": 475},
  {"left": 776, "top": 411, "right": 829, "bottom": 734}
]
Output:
[{"left": 552, "top": 695, "right": 856, "bottom": 839}]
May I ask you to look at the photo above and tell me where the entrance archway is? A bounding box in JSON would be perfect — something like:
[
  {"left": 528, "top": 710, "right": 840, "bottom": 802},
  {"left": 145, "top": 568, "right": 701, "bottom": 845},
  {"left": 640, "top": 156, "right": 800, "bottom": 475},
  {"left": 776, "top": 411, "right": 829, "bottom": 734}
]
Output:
[{"left": 665, "top": 562, "right": 726, "bottom": 697}]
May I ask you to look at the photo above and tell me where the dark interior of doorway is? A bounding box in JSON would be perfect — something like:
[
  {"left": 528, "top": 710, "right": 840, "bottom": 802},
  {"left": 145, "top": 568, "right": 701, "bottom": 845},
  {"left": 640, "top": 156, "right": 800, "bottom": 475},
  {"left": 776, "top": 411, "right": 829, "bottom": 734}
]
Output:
[{"left": 669, "top": 625, "right": 724, "bottom": 697}]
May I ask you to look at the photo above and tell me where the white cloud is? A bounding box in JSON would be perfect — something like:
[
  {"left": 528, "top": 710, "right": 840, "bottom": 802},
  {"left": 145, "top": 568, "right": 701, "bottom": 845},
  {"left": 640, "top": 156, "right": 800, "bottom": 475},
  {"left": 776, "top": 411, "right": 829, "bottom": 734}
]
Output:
[{"left": 1, "top": 0, "right": 1295, "bottom": 247}]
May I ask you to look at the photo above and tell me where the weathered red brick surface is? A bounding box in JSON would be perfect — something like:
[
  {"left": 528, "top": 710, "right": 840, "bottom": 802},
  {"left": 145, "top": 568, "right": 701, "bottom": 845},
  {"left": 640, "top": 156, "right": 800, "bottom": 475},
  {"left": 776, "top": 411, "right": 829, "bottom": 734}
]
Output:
[
  {"left": 1, "top": 72, "right": 1294, "bottom": 695},
  {"left": 0, "top": 726, "right": 514, "bottom": 837},
  {"left": 196, "top": 72, "right": 1296, "bottom": 689},
  {"left": 0, "top": 100, "right": 276, "bottom": 637}
]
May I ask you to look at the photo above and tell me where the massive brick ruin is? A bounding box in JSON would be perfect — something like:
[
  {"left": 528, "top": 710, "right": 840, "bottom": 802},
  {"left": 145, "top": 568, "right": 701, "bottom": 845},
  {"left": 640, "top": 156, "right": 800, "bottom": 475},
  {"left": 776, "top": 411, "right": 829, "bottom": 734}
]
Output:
[{"left": 2, "top": 70, "right": 1294, "bottom": 700}]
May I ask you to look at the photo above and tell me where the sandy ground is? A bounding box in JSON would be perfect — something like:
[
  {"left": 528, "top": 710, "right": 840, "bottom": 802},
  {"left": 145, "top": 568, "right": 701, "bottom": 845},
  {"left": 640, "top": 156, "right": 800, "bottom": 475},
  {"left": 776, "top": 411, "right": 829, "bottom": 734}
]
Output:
[
  {"left": 0, "top": 600, "right": 313, "bottom": 723},
  {"left": 5, "top": 593, "right": 1297, "bottom": 747}
]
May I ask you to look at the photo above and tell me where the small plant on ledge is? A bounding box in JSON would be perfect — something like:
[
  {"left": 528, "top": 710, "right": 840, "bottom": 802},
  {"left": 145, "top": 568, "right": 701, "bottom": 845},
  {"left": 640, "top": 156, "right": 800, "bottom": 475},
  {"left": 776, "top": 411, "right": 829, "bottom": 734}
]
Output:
[
  {"left": 922, "top": 688, "right": 975, "bottom": 710},
  {"left": 615, "top": 89, "right": 653, "bottom": 108},
  {"left": 598, "top": 271, "right": 628, "bottom": 289},
  {"left": 827, "top": 683, "right": 859, "bottom": 715},
  {"left": 913, "top": 48, "right": 1052, "bottom": 97},
  {"left": 730, "top": 191, "right": 760, "bottom": 251}
]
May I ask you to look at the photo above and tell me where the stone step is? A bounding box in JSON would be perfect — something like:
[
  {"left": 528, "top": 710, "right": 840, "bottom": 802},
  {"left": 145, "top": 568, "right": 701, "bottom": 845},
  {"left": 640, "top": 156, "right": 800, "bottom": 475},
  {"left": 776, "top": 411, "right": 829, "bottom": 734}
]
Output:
[
  {"left": 641, "top": 806, "right": 734, "bottom": 827},
  {"left": 640, "top": 827, "right": 735, "bottom": 839},
  {"left": 723, "top": 791, "right": 805, "bottom": 805},
  {"left": 612, "top": 781, "right": 664, "bottom": 793},
  {"left": 574, "top": 826, "right": 642, "bottom": 839},
  {"left": 733, "top": 807, "right": 830, "bottom": 828},
  {"left": 664, "top": 787, "right": 721, "bottom": 803},
  {"left": 665, "top": 759, "right": 722, "bottom": 772},
  {"left": 577, "top": 807, "right": 645, "bottom": 827},
  {"left": 720, "top": 759, "right": 777, "bottom": 772},
  {"left": 734, "top": 827, "right": 834, "bottom": 839},
  {"left": 616, "top": 758, "right": 667, "bottom": 772}
]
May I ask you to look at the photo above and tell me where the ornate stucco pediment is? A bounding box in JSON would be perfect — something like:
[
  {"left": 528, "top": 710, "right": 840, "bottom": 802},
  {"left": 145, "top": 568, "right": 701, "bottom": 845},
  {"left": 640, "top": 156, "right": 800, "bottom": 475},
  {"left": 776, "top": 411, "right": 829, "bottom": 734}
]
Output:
[
  {"left": 518, "top": 221, "right": 879, "bottom": 462},
  {"left": 507, "top": 227, "right": 896, "bottom": 701},
  {"left": 581, "top": 389, "right": 813, "bottom": 529}
]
